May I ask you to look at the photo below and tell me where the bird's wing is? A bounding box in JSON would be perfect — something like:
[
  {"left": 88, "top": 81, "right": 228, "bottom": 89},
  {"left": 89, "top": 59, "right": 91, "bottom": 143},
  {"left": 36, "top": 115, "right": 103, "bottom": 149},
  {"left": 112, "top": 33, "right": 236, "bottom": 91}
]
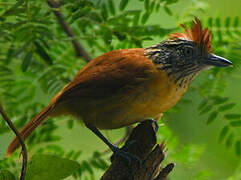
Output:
[{"left": 55, "top": 48, "right": 156, "bottom": 102}]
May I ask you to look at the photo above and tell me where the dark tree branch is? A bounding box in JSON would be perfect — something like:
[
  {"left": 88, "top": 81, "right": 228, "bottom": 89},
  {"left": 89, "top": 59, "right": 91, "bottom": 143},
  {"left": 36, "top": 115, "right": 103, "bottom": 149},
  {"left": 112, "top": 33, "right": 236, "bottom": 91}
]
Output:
[
  {"left": 101, "top": 121, "right": 174, "bottom": 180},
  {"left": 47, "top": 0, "right": 91, "bottom": 62},
  {"left": 0, "top": 103, "right": 27, "bottom": 180}
]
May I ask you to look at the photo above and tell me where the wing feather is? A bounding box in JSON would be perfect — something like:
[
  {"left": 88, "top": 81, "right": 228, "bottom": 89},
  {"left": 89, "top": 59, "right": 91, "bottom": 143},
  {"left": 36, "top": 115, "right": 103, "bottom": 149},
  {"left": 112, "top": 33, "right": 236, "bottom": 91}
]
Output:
[{"left": 56, "top": 48, "right": 156, "bottom": 102}]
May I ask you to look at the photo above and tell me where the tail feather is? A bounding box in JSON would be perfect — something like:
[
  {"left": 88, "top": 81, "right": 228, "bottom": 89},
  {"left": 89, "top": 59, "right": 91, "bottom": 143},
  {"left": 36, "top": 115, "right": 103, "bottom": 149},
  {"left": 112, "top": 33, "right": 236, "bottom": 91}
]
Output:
[{"left": 6, "top": 104, "right": 54, "bottom": 157}]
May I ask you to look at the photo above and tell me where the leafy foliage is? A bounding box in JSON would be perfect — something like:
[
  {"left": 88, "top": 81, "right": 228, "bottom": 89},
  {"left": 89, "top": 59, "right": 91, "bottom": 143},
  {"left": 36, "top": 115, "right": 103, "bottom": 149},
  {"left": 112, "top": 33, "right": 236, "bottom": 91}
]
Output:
[
  {"left": 195, "top": 17, "right": 241, "bottom": 156},
  {"left": 26, "top": 154, "right": 80, "bottom": 180},
  {"left": 0, "top": 169, "right": 15, "bottom": 180}
]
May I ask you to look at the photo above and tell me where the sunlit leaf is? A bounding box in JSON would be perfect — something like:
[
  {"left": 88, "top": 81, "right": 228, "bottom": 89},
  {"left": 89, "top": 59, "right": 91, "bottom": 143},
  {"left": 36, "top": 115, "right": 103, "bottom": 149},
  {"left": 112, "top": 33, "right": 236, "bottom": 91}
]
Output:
[{"left": 27, "top": 154, "right": 80, "bottom": 180}]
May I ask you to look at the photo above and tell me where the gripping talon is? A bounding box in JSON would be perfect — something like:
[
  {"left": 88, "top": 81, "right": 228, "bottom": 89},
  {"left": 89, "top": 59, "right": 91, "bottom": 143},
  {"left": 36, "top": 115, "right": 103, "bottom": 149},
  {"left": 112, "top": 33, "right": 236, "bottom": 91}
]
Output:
[
  {"left": 147, "top": 119, "right": 159, "bottom": 132},
  {"left": 110, "top": 146, "right": 142, "bottom": 168}
]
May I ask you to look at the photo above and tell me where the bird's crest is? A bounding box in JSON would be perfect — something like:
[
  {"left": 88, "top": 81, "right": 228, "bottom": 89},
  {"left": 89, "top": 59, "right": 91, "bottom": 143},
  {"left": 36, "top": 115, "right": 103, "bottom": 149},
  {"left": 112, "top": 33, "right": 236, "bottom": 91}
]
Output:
[{"left": 170, "top": 18, "right": 212, "bottom": 53}]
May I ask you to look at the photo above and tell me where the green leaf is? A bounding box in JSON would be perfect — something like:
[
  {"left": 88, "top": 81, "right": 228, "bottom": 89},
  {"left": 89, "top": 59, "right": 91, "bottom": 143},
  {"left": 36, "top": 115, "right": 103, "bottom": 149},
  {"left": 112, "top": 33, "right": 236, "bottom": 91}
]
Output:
[
  {"left": 216, "top": 17, "right": 221, "bottom": 27},
  {"left": 226, "top": 133, "right": 234, "bottom": 148},
  {"left": 72, "top": 151, "right": 82, "bottom": 160},
  {"left": 219, "top": 125, "right": 229, "bottom": 143},
  {"left": 67, "top": 119, "right": 74, "bottom": 129},
  {"left": 133, "top": 11, "right": 141, "bottom": 26},
  {"left": 199, "top": 104, "right": 212, "bottom": 115},
  {"left": 14, "top": 41, "right": 31, "bottom": 56},
  {"left": 212, "top": 96, "right": 229, "bottom": 105},
  {"left": 27, "top": 154, "right": 80, "bottom": 180},
  {"left": 22, "top": 51, "right": 33, "bottom": 72},
  {"left": 108, "top": 0, "right": 115, "bottom": 15},
  {"left": 150, "top": 1, "right": 155, "bottom": 12},
  {"left": 2, "top": 0, "right": 24, "bottom": 17},
  {"left": 224, "top": 114, "right": 241, "bottom": 119},
  {"left": 218, "top": 103, "right": 235, "bottom": 111},
  {"left": 88, "top": 11, "right": 102, "bottom": 22},
  {"left": 34, "top": 41, "right": 53, "bottom": 65},
  {"left": 164, "top": 5, "right": 173, "bottom": 16},
  {"left": 233, "top": 16, "right": 239, "bottom": 27},
  {"left": 70, "top": 7, "right": 90, "bottom": 24},
  {"left": 119, "top": 0, "right": 129, "bottom": 11},
  {"left": 198, "top": 99, "right": 208, "bottom": 110},
  {"left": 217, "top": 30, "right": 222, "bottom": 41},
  {"left": 6, "top": 45, "right": 15, "bottom": 64},
  {"left": 144, "top": 0, "right": 150, "bottom": 11},
  {"left": 235, "top": 140, "right": 240, "bottom": 156},
  {"left": 230, "top": 120, "right": 241, "bottom": 127},
  {"left": 141, "top": 11, "right": 150, "bottom": 24},
  {"left": 0, "top": 170, "right": 16, "bottom": 180},
  {"left": 101, "top": 26, "right": 112, "bottom": 45},
  {"left": 101, "top": 3, "right": 108, "bottom": 20},
  {"left": 81, "top": 161, "right": 94, "bottom": 175},
  {"left": 225, "top": 17, "right": 231, "bottom": 28},
  {"left": 206, "top": 111, "right": 218, "bottom": 124},
  {"left": 155, "top": 2, "right": 160, "bottom": 12},
  {"left": 207, "top": 17, "right": 213, "bottom": 27}
]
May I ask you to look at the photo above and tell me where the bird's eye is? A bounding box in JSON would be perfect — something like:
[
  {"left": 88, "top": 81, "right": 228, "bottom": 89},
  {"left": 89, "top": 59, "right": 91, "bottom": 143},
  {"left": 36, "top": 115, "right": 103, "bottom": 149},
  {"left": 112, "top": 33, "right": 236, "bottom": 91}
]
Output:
[{"left": 184, "top": 47, "right": 193, "bottom": 57}]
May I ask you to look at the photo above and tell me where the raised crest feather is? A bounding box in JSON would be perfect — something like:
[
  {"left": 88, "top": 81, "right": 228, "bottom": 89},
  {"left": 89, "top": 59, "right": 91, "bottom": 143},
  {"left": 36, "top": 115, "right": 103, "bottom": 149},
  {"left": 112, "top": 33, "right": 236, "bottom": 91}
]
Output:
[{"left": 170, "top": 17, "right": 212, "bottom": 53}]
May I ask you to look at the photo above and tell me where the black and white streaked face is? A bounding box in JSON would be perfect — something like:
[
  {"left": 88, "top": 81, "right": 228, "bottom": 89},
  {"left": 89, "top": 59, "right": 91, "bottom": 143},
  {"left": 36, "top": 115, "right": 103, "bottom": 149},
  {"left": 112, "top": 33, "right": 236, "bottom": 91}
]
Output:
[{"left": 145, "top": 39, "right": 232, "bottom": 81}]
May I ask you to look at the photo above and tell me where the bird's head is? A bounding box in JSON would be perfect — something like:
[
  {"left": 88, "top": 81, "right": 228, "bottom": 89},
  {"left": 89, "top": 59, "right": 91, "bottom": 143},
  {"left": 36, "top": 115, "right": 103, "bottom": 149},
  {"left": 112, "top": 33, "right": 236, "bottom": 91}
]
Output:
[{"left": 145, "top": 18, "right": 232, "bottom": 84}]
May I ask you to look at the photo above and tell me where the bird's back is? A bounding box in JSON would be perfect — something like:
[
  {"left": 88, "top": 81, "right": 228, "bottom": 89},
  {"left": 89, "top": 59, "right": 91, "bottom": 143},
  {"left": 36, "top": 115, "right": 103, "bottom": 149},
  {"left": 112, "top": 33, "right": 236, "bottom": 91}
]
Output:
[{"left": 51, "top": 48, "right": 188, "bottom": 129}]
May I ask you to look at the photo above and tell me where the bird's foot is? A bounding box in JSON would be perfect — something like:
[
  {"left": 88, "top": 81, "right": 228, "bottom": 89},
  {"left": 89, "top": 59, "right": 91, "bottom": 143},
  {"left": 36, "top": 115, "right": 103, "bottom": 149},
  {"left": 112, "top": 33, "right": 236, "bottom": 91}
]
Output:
[
  {"left": 110, "top": 142, "right": 142, "bottom": 168},
  {"left": 146, "top": 119, "right": 159, "bottom": 132}
]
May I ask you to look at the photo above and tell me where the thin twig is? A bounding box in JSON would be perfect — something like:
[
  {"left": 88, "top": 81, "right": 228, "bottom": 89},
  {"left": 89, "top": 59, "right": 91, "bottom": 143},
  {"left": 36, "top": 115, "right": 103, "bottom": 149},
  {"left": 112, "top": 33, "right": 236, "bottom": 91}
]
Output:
[
  {"left": 47, "top": 0, "right": 91, "bottom": 62},
  {"left": 0, "top": 103, "right": 27, "bottom": 180}
]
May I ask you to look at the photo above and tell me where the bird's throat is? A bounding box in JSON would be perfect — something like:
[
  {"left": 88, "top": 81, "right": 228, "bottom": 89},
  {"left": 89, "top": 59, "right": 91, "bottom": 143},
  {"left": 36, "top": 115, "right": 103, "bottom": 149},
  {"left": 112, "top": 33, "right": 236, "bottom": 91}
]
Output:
[{"left": 144, "top": 47, "right": 198, "bottom": 88}]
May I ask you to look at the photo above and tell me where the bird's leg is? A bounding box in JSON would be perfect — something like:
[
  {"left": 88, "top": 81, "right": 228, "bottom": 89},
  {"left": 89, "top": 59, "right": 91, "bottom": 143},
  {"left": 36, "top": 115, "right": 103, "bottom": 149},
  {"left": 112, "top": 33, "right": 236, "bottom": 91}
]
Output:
[
  {"left": 85, "top": 123, "right": 141, "bottom": 166},
  {"left": 146, "top": 119, "right": 159, "bottom": 132}
]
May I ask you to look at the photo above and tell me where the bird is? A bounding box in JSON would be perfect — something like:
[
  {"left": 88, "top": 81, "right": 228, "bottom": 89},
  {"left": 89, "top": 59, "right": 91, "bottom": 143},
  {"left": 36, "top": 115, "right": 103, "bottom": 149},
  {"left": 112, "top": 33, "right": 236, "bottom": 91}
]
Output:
[{"left": 6, "top": 18, "right": 232, "bottom": 159}]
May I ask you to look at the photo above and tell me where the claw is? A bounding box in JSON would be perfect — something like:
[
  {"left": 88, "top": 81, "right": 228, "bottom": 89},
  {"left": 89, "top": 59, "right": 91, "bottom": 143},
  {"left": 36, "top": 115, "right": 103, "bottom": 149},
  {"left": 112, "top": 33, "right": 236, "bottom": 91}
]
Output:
[
  {"left": 147, "top": 119, "right": 159, "bottom": 132},
  {"left": 110, "top": 145, "right": 142, "bottom": 168}
]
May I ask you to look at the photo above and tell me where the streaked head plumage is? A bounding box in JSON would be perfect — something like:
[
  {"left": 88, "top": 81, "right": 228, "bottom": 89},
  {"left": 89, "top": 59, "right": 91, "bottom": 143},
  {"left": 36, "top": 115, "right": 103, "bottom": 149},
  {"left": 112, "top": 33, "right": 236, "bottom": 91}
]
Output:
[
  {"left": 145, "top": 17, "right": 232, "bottom": 85},
  {"left": 169, "top": 17, "right": 212, "bottom": 53}
]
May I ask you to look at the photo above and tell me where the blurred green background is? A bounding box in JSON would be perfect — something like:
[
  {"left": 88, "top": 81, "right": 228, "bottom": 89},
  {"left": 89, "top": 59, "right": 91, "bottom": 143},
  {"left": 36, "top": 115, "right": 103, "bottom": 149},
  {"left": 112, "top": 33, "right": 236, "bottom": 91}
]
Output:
[{"left": 0, "top": 0, "right": 240, "bottom": 179}]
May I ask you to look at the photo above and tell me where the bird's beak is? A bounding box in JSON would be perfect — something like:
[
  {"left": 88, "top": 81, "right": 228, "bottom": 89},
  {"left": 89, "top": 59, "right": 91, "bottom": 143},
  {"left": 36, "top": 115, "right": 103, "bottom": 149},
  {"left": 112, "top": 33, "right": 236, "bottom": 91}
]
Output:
[{"left": 205, "top": 54, "right": 233, "bottom": 67}]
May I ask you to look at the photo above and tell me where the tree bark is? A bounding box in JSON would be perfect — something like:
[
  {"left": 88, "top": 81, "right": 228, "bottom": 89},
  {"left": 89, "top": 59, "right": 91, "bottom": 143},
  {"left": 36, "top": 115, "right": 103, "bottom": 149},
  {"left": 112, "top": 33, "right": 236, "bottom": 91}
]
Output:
[{"left": 101, "top": 120, "right": 174, "bottom": 180}]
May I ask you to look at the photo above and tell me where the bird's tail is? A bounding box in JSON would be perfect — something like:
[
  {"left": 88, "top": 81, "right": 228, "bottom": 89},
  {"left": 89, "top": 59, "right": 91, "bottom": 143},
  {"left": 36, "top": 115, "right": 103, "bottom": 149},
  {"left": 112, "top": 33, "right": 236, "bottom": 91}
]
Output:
[{"left": 6, "top": 104, "right": 54, "bottom": 157}]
